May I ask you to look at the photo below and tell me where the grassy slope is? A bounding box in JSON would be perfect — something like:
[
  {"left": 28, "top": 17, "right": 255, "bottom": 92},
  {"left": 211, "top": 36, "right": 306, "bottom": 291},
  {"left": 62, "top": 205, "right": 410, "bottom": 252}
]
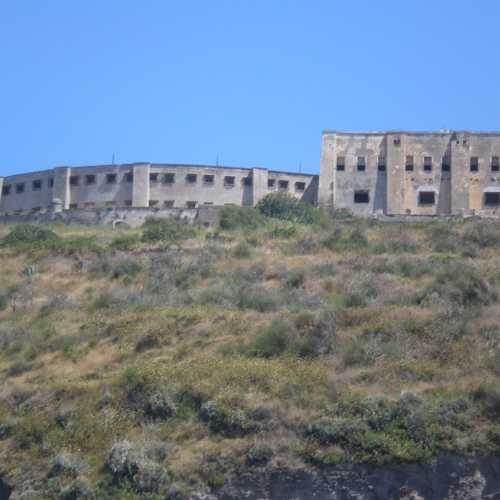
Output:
[{"left": 0, "top": 214, "right": 499, "bottom": 497}]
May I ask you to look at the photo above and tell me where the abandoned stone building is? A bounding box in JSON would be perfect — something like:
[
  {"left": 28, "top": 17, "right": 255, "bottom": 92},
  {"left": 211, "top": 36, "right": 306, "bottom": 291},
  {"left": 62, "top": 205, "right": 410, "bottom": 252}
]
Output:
[
  {"left": 1, "top": 130, "right": 500, "bottom": 218},
  {"left": 0, "top": 163, "right": 317, "bottom": 213},
  {"left": 319, "top": 130, "right": 500, "bottom": 216}
]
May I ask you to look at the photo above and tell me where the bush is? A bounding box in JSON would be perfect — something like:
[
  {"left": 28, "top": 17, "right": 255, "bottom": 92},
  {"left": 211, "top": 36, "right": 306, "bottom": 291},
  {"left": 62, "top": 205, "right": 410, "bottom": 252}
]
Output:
[
  {"left": 141, "top": 217, "right": 195, "bottom": 243},
  {"left": 233, "top": 241, "right": 252, "bottom": 259},
  {"left": 110, "top": 233, "right": 141, "bottom": 251},
  {"left": 462, "top": 222, "right": 499, "bottom": 248},
  {"left": 308, "top": 417, "right": 369, "bottom": 446},
  {"left": 219, "top": 206, "right": 262, "bottom": 230},
  {"left": 0, "top": 295, "right": 7, "bottom": 312},
  {"left": 111, "top": 259, "right": 142, "bottom": 280},
  {"left": 284, "top": 268, "right": 306, "bottom": 289},
  {"left": 250, "top": 319, "right": 291, "bottom": 358},
  {"left": 199, "top": 401, "right": 255, "bottom": 437},
  {"left": 246, "top": 443, "right": 274, "bottom": 465},
  {"left": 257, "top": 193, "right": 319, "bottom": 224},
  {"left": 2, "top": 223, "right": 59, "bottom": 245},
  {"left": 144, "top": 390, "right": 177, "bottom": 420}
]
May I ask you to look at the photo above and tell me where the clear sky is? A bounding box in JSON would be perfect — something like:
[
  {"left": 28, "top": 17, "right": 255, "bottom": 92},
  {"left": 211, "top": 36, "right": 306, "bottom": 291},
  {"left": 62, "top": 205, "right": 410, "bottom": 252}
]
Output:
[{"left": 1, "top": 1, "right": 499, "bottom": 176}]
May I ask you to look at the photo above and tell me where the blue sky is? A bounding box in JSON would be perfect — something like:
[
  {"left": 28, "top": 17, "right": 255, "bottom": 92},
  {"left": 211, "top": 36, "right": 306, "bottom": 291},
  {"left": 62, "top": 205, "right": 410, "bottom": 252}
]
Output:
[{"left": 1, "top": 1, "right": 499, "bottom": 176}]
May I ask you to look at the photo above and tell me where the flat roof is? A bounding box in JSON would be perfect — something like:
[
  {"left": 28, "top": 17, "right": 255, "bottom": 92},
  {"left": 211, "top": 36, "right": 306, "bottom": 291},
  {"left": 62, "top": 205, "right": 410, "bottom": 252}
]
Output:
[{"left": 323, "top": 129, "right": 500, "bottom": 136}]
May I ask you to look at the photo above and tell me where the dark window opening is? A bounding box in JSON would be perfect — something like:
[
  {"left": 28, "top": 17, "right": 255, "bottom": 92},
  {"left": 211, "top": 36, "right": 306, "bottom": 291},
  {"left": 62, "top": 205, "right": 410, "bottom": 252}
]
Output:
[
  {"left": 424, "top": 156, "right": 433, "bottom": 172},
  {"left": 405, "top": 156, "right": 414, "bottom": 171},
  {"left": 186, "top": 201, "right": 197, "bottom": 208},
  {"left": 268, "top": 179, "right": 276, "bottom": 188},
  {"left": 164, "top": 200, "right": 174, "bottom": 208},
  {"left": 203, "top": 174, "right": 215, "bottom": 184},
  {"left": 278, "top": 180, "right": 289, "bottom": 190},
  {"left": 336, "top": 156, "right": 345, "bottom": 171},
  {"left": 470, "top": 157, "right": 479, "bottom": 172},
  {"left": 354, "top": 190, "right": 369, "bottom": 203},
  {"left": 2, "top": 185, "right": 11, "bottom": 195},
  {"left": 418, "top": 191, "right": 436, "bottom": 205},
  {"left": 224, "top": 176, "right": 235, "bottom": 187},
  {"left": 69, "top": 203, "right": 78, "bottom": 209},
  {"left": 149, "top": 173, "right": 159, "bottom": 182},
  {"left": 125, "top": 172, "right": 134, "bottom": 182},
  {"left": 242, "top": 177, "right": 252, "bottom": 186},
  {"left": 70, "top": 176, "right": 80, "bottom": 186},
  {"left": 32, "top": 180, "right": 42, "bottom": 190},
  {"left": 492, "top": 156, "right": 499, "bottom": 172},
  {"left": 106, "top": 173, "right": 117, "bottom": 184},
  {"left": 48, "top": 178, "right": 54, "bottom": 188},
  {"left": 393, "top": 136, "right": 401, "bottom": 146},
  {"left": 149, "top": 200, "right": 159, "bottom": 207},
  {"left": 84, "top": 202, "right": 95, "bottom": 208},
  {"left": 442, "top": 156, "right": 451, "bottom": 172},
  {"left": 378, "top": 156, "right": 386, "bottom": 171},
  {"left": 204, "top": 201, "right": 214, "bottom": 205},
  {"left": 16, "top": 183, "right": 25, "bottom": 194},
  {"left": 85, "top": 175, "right": 96, "bottom": 185},
  {"left": 164, "top": 173, "right": 175, "bottom": 184},
  {"left": 124, "top": 200, "right": 132, "bottom": 206},
  {"left": 295, "top": 181, "right": 306, "bottom": 192},
  {"left": 186, "top": 174, "right": 197, "bottom": 183},
  {"left": 357, "top": 156, "right": 366, "bottom": 171},
  {"left": 485, "top": 192, "right": 500, "bottom": 206}
]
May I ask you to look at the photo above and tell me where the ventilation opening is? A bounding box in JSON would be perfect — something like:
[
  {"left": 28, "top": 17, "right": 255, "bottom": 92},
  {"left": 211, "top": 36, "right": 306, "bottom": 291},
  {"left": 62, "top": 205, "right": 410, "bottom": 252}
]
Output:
[
  {"left": 336, "top": 156, "right": 345, "bottom": 171},
  {"left": 419, "top": 191, "right": 436, "bottom": 205},
  {"left": 470, "top": 157, "right": 479, "bottom": 172},
  {"left": 203, "top": 175, "right": 215, "bottom": 185},
  {"left": 485, "top": 192, "right": 500, "bottom": 206},
  {"left": 354, "top": 191, "right": 369, "bottom": 203}
]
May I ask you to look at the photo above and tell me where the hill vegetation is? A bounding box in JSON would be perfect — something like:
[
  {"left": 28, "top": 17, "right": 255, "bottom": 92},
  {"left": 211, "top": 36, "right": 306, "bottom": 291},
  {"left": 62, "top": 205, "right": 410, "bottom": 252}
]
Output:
[{"left": 0, "top": 196, "right": 499, "bottom": 498}]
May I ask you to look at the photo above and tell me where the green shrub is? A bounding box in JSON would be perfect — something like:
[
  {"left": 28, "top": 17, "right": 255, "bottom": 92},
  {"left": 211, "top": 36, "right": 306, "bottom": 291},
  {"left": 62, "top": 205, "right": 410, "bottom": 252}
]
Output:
[
  {"left": 308, "top": 417, "right": 369, "bottom": 446},
  {"left": 2, "top": 223, "right": 59, "bottom": 245},
  {"left": 0, "top": 294, "right": 7, "bottom": 311},
  {"left": 462, "top": 222, "right": 499, "bottom": 248},
  {"left": 144, "top": 390, "right": 177, "bottom": 420},
  {"left": 250, "top": 319, "right": 291, "bottom": 358},
  {"left": 111, "top": 259, "right": 142, "bottom": 280},
  {"left": 110, "top": 233, "right": 141, "bottom": 251},
  {"left": 257, "top": 193, "right": 319, "bottom": 224},
  {"left": 199, "top": 401, "right": 255, "bottom": 437},
  {"left": 233, "top": 241, "right": 252, "bottom": 259},
  {"left": 141, "top": 217, "right": 195, "bottom": 243},
  {"left": 219, "top": 206, "right": 261, "bottom": 230},
  {"left": 246, "top": 443, "right": 274, "bottom": 465},
  {"left": 284, "top": 268, "right": 306, "bottom": 289}
]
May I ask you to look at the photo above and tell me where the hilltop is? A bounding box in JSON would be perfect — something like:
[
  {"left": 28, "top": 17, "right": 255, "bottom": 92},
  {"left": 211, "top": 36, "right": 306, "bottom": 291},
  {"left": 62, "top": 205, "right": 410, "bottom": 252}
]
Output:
[{"left": 0, "top": 197, "right": 500, "bottom": 499}]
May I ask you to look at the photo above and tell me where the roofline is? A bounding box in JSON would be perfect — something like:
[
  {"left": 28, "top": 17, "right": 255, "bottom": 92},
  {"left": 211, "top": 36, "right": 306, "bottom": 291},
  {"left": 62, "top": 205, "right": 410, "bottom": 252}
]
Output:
[{"left": 323, "top": 129, "right": 500, "bottom": 136}]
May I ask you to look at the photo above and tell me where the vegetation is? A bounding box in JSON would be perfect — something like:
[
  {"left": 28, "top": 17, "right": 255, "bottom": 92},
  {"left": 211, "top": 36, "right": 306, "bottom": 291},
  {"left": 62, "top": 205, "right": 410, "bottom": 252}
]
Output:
[{"left": 0, "top": 212, "right": 499, "bottom": 497}]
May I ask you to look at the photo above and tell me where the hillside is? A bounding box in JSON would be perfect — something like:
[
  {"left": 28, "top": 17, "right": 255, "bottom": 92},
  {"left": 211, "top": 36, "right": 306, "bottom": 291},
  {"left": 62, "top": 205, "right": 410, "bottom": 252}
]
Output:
[{"left": 0, "top": 202, "right": 500, "bottom": 499}]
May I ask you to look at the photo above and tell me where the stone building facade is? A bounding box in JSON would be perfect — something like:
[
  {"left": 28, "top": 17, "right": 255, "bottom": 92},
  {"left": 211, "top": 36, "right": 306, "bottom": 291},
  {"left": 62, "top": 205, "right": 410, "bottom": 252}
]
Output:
[
  {"left": 319, "top": 130, "right": 500, "bottom": 216},
  {"left": 0, "top": 163, "right": 318, "bottom": 214}
]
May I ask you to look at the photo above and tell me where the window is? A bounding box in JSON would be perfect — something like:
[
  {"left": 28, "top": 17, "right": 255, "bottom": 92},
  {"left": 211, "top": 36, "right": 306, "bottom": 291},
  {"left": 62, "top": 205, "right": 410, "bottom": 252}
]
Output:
[
  {"left": 186, "top": 174, "right": 197, "bottom": 183},
  {"left": 224, "top": 176, "right": 235, "bottom": 187},
  {"left": 336, "top": 156, "right": 345, "bottom": 171},
  {"left": 149, "top": 200, "right": 159, "bottom": 207},
  {"left": 164, "top": 173, "right": 175, "bottom": 184},
  {"left": 470, "top": 157, "right": 479, "bottom": 172},
  {"left": 204, "top": 201, "right": 214, "bottom": 205},
  {"left": 419, "top": 191, "right": 436, "bottom": 205},
  {"left": 32, "top": 179, "right": 42, "bottom": 190},
  {"left": 485, "top": 192, "right": 500, "bottom": 206},
  {"left": 84, "top": 202, "right": 95, "bottom": 208},
  {"left": 278, "top": 180, "right": 289, "bottom": 190},
  {"left": 164, "top": 200, "right": 174, "bottom": 208},
  {"left": 354, "top": 190, "right": 369, "bottom": 203},
  {"left": 268, "top": 179, "right": 276, "bottom": 188},
  {"left": 125, "top": 172, "right": 133, "bottom": 182},
  {"left": 2, "top": 185, "right": 11, "bottom": 195},
  {"left": 124, "top": 200, "right": 132, "bottom": 206},
  {"left": 424, "top": 156, "right": 433, "bottom": 172},
  {"left": 85, "top": 174, "right": 96, "bottom": 185},
  {"left": 357, "top": 156, "right": 366, "bottom": 172},
  {"left": 69, "top": 203, "right": 78, "bottom": 209},
  {"left": 106, "top": 173, "right": 117, "bottom": 184},
  {"left": 203, "top": 174, "right": 215, "bottom": 185},
  {"left": 378, "top": 156, "right": 386, "bottom": 171},
  {"left": 105, "top": 201, "right": 116, "bottom": 207},
  {"left": 70, "top": 176, "right": 80, "bottom": 186},
  {"left": 405, "top": 156, "right": 414, "bottom": 171},
  {"left": 492, "top": 156, "right": 499, "bottom": 172},
  {"left": 242, "top": 177, "right": 252, "bottom": 186},
  {"left": 442, "top": 156, "right": 451, "bottom": 172},
  {"left": 48, "top": 177, "right": 54, "bottom": 188},
  {"left": 149, "top": 173, "right": 159, "bottom": 183},
  {"left": 295, "top": 181, "right": 306, "bottom": 192},
  {"left": 393, "top": 136, "right": 401, "bottom": 147},
  {"left": 186, "top": 201, "right": 197, "bottom": 208},
  {"left": 16, "top": 183, "right": 25, "bottom": 193}
]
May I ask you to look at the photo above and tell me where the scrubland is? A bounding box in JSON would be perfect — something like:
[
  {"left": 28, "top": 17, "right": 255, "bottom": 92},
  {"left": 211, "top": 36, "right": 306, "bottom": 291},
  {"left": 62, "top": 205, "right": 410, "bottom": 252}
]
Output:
[{"left": 0, "top": 197, "right": 499, "bottom": 498}]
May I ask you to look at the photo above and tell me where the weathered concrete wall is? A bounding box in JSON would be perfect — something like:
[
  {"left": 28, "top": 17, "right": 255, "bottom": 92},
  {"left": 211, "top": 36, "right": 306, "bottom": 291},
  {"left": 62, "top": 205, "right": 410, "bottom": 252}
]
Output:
[
  {"left": 0, "top": 163, "right": 317, "bottom": 214},
  {"left": 319, "top": 133, "right": 335, "bottom": 207},
  {"left": 0, "top": 177, "right": 4, "bottom": 208}
]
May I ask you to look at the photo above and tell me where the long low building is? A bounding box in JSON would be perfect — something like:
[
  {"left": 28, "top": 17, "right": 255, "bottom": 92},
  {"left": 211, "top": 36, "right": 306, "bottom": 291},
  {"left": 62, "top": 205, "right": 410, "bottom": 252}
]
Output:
[
  {"left": 319, "top": 130, "right": 500, "bottom": 216},
  {"left": 0, "top": 163, "right": 318, "bottom": 213}
]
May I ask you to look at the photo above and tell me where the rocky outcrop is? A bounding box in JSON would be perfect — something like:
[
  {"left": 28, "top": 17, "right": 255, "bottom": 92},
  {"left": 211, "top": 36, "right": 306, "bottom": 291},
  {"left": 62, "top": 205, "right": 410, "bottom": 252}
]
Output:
[{"left": 215, "top": 454, "right": 500, "bottom": 500}]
